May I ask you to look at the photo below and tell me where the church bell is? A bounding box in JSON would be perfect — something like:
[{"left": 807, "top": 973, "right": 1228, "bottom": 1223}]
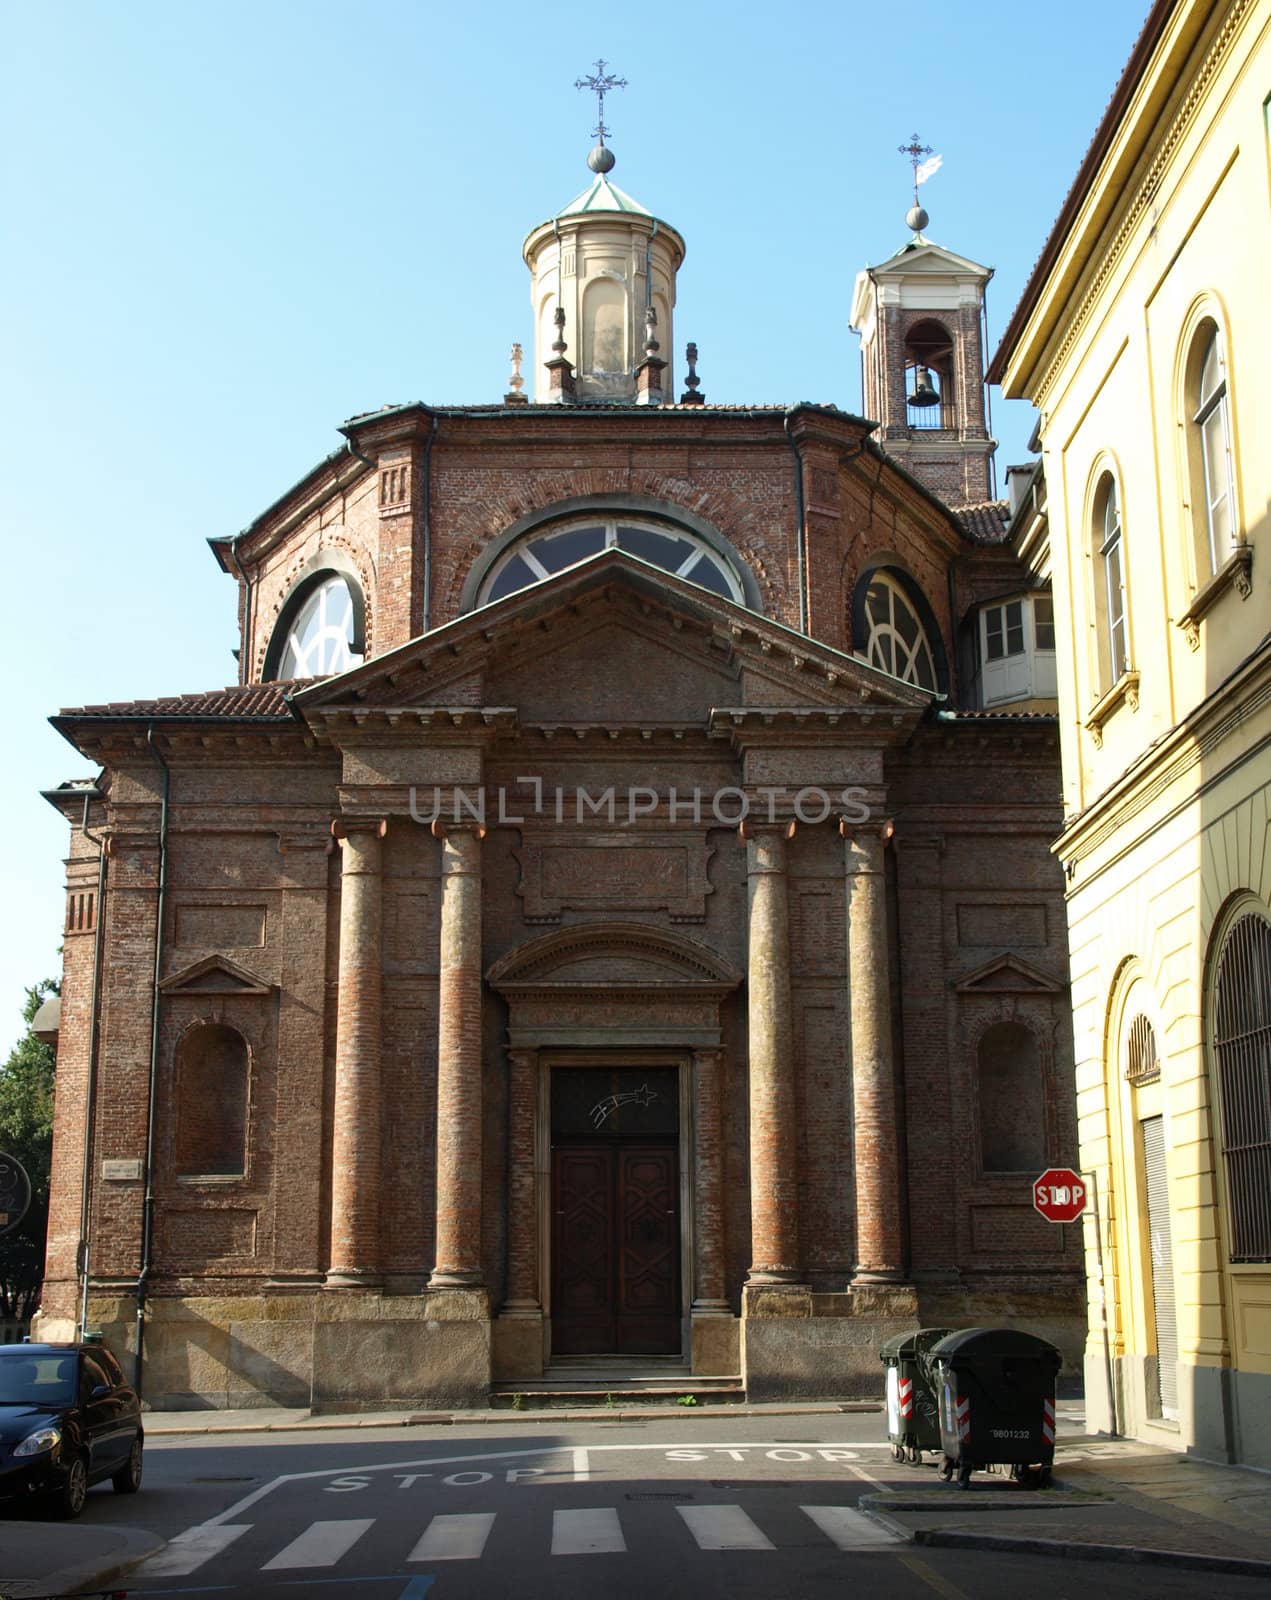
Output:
[{"left": 907, "top": 365, "right": 940, "bottom": 407}]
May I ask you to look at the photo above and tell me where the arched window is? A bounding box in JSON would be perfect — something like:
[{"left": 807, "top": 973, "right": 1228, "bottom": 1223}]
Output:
[
  {"left": 1212, "top": 912, "right": 1271, "bottom": 1263},
  {"left": 977, "top": 1021, "right": 1045, "bottom": 1173},
  {"left": 1093, "top": 474, "right": 1128, "bottom": 685},
  {"left": 477, "top": 516, "right": 743, "bottom": 606},
  {"left": 175, "top": 1024, "right": 249, "bottom": 1178},
  {"left": 1190, "top": 323, "right": 1236, "bottom": 577},
  {"left": 267, "top": 571, "right": 365, "bottom": 680},
  {"left": 857, "top": 570, "right": 940, "bottom": 691}
]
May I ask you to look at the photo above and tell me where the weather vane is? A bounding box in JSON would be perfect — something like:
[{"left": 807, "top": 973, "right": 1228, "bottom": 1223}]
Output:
[
  {"left": 899, "top": 134, "right": 942, "bottom": 206},
  {"left": 575, "top": 58, "right": 627, "bottom": 146}
]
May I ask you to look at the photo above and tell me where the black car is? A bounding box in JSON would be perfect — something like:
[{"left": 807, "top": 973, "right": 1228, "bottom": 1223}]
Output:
[{"left": 0, "top": 1341, "right": 143, "bottom": 1518}]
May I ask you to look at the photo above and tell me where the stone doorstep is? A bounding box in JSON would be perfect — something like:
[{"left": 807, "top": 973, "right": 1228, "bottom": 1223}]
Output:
[{"left": 489, "top": 1385, "right": 746, "bottom": 1408}]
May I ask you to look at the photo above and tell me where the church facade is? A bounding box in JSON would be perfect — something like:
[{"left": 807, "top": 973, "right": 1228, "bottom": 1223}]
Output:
[{"left": 36, "top": 141, "right": 1084, "bottom": 1407}]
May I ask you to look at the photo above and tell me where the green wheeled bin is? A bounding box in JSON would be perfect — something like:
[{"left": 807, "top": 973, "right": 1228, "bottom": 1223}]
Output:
[
  {"left": 930, "top": 1326, "right": 1062, "bottom": 1488},
  {"left": 880, "top": 1327, "right": 954, "bottom": 1463}
]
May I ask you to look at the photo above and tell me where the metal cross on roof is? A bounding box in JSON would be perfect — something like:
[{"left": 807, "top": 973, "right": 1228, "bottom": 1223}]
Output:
[
  {"left": 899, "top": 133, "right": 934, "bottom": 203},
  {"left": 575, "top": 58, "right": 627, "bottom": 145}
]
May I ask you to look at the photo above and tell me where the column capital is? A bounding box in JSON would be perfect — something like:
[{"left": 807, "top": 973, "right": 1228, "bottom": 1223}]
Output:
[
  {"left": 744, "top": 824, "right": 793, "bottom": 876},
  {"left": 438, "top": 825, "right": 484, "bottom": 876},
  {"left": 842, "top": 819, "right": 893, "bottom": 874},
  {"left": 331, "top": 816, "right": 388, "bottom": 841}
]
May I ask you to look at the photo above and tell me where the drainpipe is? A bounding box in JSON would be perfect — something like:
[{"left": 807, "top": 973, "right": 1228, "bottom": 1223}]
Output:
[
  {"left": 421, "top": 412, "right": 438, "bottom": 634},
  {"left": 135, "top": 725, "right": 170, "bottom": 1394},
  {"left": 76, "top": 790, "right": 108, "bottom": 1340},
  {"left": 785, "top": 413, "right": 808, "bottom": 635}
]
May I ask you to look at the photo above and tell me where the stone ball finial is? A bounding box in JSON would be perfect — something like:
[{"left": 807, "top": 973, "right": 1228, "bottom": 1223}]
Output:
[
  {"left": 587, "top": 143, "right": 616, "bottom": 174},
  {"left": 907, "top": 204, "right": 929, "bottom": 234}
]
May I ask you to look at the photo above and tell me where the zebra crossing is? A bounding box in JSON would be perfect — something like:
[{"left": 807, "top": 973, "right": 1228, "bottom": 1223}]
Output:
[{"left": 137, "top": 1501, "right": 901, "bottom": 1577}]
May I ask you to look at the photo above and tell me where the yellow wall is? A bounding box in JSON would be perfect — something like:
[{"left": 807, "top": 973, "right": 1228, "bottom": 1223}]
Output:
[{"left": 996, "top": 0, "right": 1271, "bottom": 1463}]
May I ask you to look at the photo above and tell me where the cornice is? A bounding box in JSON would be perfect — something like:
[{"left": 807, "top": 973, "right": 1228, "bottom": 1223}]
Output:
[
  {"left": 998, "top": 0, "right": 1250, "bottom": 403},
  {"left": 1057, "top": 633, "right": 1271, "bottom": 861}
]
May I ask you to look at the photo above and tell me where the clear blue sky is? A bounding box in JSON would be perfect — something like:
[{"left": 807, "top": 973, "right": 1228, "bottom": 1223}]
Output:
[{"left": 1, "top": 0, "right": 1150, "bottom": 1053}]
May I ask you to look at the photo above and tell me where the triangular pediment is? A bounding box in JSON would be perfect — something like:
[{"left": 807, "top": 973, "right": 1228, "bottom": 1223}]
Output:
[
  {"left": 953, "top": 953, "right": 1065, "bottom": 995},
  {"left": 290, "top": 550, "right": 932, "bottom": 725},
  {"left": 159, "top": 954, "right": 276, "bottom": 996},
  {"left": 868, "top": 239, "right": 992, "bottom": 279}
]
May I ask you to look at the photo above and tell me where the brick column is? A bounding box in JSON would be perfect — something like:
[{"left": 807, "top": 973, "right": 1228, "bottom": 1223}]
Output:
[
  {"left": 744, "top": 824, "right": 801, "bottom": 1283},
  {"left": 502, "top": 1047, "right": 540, "bottom": 1313},
  {"left": 430, "top": 825, "right": 485, "bottom": 1288},
  {"left": 692, "top": 1046, "right": 729, "bottom": 1311},
  {"left": 327, "top": 818, "right": 387, "bottom": 1287},
  {"left": 845, "top": 826, "right": 905, "bottom": 1281}
]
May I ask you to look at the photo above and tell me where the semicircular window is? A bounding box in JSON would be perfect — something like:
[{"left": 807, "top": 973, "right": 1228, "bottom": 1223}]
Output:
[
  {"left": 859, "top": 571, "right": 939, "bottom": 690},
  {"left": 478, "top": 517, "right": 743, "bottom": 606},
  {"left": 272, "top": 573, "right": 364, "bottom": 678}
]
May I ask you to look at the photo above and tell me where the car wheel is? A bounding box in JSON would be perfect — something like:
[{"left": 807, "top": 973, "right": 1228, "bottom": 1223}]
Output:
[
  {"left": 112, "top": 1434, "right": 144, "bottom": 1494},
  {"left": 52, "top": 1453, "right": 89, "bottom": 1519}
]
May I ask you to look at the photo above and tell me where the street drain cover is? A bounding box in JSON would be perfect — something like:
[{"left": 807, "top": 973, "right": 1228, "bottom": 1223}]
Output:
[
  {"left": 193, "top": 1475, "right": 256, "bottom": 1483},
  {"left": 627, "top": 1491, "right": 694, "bottom": 1501}
]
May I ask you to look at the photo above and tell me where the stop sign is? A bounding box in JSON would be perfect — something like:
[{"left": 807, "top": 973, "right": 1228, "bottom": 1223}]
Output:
[{"left": 1033, "top": 1167, "right": 1087, "bottom": 1223}]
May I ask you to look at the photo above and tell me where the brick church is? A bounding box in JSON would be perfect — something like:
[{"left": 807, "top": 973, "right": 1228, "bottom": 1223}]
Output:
[{"left": 37, "top": 119, "right": 1084, "bottom": 1407}]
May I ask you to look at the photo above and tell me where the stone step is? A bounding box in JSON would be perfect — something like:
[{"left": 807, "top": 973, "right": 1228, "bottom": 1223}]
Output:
[{"left": 489, "top": 1382, "right": 746, "bottom": 1409}]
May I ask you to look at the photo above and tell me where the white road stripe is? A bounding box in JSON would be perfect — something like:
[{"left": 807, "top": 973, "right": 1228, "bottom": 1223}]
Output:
[
  {"left": 408, "top": 1512, "right": 496, "bottom": 1561},
  {"left": 677, "top": 1504, "right": 774, "bottom": 1551},
  {"left": 136, "top": 1523, "right": 252, "bottom": 1576},
  {"left": 261, "top": 1518, "right": 374, "bottom": 1569},
  {"left": 801, "top": 1504, "right": 903, "bottom": 1548},
  {"left": 552, "top": 1507, "right": 626, "bottom": 1555},
  {"left": 573, "top": 1446, "right": 590, "bottom": 1480}
]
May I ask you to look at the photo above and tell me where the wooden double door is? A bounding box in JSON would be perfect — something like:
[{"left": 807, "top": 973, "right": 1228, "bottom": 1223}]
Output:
[{"left": 551, "top": 1141, "right": 681, "bottom": 1355}]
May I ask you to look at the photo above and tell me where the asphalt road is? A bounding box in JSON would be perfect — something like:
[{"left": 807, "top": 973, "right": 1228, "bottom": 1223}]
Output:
[{"left": 32, "top": 1413, "right": 1271, "bottom": 1600}]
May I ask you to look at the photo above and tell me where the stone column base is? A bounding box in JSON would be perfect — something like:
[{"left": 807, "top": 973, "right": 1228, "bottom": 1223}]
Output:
[
  {"left": 492, "top": 1307, "right": 544, "bottom": 1380},
  {"left": 310, "top": 1288, "right": 491, "bottom": 1411},
  {"left": 691, "top": 1309, "right": 740, "bottom": 1376}
]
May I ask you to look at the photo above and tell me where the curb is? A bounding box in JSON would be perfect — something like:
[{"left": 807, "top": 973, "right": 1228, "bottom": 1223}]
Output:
[
  {"left": 914, "top": 1527, "right": 1271, "bottom": 1578},
  {"left": 0, "top": 1522, "right": 166, "bottom": 1599},
  {"left": 146, "top": 1401, "right": 882, "bottom": 1436}
]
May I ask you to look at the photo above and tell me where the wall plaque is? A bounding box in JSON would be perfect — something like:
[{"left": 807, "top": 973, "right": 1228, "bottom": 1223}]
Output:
[{"left": 515, "top": 832, "right": 713, "bottom": 923}]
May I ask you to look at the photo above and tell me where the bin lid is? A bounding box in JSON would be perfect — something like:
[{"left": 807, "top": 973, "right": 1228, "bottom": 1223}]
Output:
[
  {"left": 879, "top": 1326, "right": 956, "bottom": 1362},
  {"left": 930, "top": 1326, "right": 1061, "bottom": 1368}
]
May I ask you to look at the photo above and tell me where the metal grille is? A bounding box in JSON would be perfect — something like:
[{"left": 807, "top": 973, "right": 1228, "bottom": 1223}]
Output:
[
  {"left": 1125, "top": 1013, "right": 1160, "bottom": 1083},
  {"left": 1213, "top": 914, "right": 1271, "bottom": 1263},
  {"left": 1141, "top": 1115, "right": 1179, "bottom": 1418}
]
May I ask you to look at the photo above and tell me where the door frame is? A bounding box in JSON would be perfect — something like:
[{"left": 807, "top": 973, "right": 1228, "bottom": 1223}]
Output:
[{"left": 538, "top": 1050, "right": 692, "bottom": 1364}]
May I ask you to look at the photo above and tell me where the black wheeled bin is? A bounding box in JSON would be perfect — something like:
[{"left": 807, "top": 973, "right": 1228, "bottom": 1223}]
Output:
[
  {"left": 930, "top": 1327, "right": 1062, "bottom": 1488},
  {"left": 880, "top": 1327, "right": 953, "bottom": 1462}
]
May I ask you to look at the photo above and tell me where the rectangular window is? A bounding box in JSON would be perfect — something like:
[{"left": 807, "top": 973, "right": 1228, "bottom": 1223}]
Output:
[
  {"left": 1033, "top": 595, "right": 1055, "bottom": 652},
  {"left": 984, "top": 601, "right": 1025, "bottom": 663}
]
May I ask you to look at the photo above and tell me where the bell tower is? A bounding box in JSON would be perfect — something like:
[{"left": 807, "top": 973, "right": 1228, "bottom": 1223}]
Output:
[
  {"left": 522, "top": 61, "right": 685, "bottom": 405},
  {"left": 850, "top": 139, "right": 996, "bottom": 507}
]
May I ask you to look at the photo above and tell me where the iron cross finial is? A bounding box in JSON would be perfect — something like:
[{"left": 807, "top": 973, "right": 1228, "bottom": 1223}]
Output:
[
  {"left": 899, "top": 133, "right": 934, "bottom": 203},
  {"left": 575, "top": 58, "right": 628, "bottom": 145}
]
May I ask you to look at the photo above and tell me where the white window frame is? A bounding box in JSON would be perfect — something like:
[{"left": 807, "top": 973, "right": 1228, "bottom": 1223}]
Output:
[{"left": 477, "top": 516, "right": 744, "bottom": 607}]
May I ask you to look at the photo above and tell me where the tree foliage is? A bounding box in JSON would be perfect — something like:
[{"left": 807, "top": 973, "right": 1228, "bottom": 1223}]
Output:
[{"left": 0, "top": 980, "right": 59, "bottom": 1322}]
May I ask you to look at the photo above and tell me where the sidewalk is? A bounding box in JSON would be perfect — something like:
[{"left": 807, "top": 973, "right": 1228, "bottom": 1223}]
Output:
[{"left": 5, "top": 1403, "right": 1271, "bottom": 1593}]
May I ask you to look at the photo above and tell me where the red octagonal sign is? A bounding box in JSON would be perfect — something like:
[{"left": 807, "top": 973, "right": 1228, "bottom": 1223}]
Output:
[{"left": 1033, "top": 1167, "right": 1088, "bottom": 1224}]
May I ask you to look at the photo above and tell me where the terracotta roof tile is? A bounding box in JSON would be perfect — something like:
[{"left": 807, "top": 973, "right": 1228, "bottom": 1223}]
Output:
[
  {"left": 956, "top": 500, "right": 1012, "bottom": 543},
  {"left": 58, "top": 680, "right": 314, "bottom": 720}
]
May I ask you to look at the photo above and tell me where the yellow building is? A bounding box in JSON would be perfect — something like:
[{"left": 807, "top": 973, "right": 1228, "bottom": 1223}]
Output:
[{"left": 990, "top": 0, "right": 1271, "bottom": 1464}]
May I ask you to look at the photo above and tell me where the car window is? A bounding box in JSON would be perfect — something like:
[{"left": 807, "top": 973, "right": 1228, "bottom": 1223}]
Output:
[
  {"left": 79, "top": 1354, "right": 111, "bottom": 1401},
  {"left": 0, "top": 1353, "right": 76, "bottom": 1405},
  {"left": 97, "top": 1348, "right": 125, "bottom": 1386}
]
